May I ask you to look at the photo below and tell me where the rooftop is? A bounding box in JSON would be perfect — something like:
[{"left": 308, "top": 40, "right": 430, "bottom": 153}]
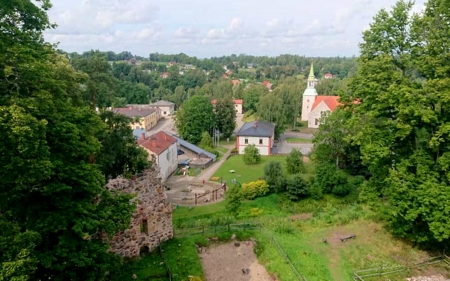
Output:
[
  {"left": 166, "top": 132, "right": 217, "bottom": 162},
  {"left": 150, "top": 100, "right": 175, "bottom": 107},
  {"left": 236, "top": 120, "right": 275, "bottom": 137},
  {"left": 138, "top": 131, "right": 177, "bottom": 155},
  {"left": 311, "top": 96, "right": 340, "bottom": 111},
  {"left": 114, "top": 107, "right": 156, "bottom": 117}
]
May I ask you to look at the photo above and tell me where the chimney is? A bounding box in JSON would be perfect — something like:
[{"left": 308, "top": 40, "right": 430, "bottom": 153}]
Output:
[
  {"left": 254, "top": 119, "right": 258, "bottom": 128},
  {"left": 151, "top": 138, "right": 156, "bottom": 147},
  {"left": 141, "top": 133, "right": 146, "bottom": 140}
]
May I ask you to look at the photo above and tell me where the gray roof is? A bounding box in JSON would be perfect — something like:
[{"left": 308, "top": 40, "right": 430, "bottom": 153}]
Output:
[
  {"left": 114, "top": 107, "right": 156, "bottom": 117},
  {"left": 150, "top": 100, "right": 175, "bottom": 107},
  {"left": 236, "top": 121, "right": 275, "bottom": 137},
  {"left": 166, "top": 132, "right": 217, "bottom": 162}
]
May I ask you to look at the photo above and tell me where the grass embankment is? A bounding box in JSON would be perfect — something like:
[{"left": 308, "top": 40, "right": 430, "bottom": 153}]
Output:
[
  {"left": 285, "top": 137, "right": 312, "bottom": 143},
  {"left": 170, "top": 194, "right": 439, "bottom": 281}
]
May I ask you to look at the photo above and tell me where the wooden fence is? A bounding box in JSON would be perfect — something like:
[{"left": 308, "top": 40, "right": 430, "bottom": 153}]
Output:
[{"left": 354, "top": 254, "right": 450, "bottom": 280}]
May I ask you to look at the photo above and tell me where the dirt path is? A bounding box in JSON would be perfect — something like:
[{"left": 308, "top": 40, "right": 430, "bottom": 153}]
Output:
[{"left": 199, "top": 241, "right": 275, "bottom": 281}]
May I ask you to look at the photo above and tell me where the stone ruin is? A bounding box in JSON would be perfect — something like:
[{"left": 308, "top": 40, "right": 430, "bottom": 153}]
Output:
[{"left": 104, "top": 160, "right": 173, "bottom": 258}]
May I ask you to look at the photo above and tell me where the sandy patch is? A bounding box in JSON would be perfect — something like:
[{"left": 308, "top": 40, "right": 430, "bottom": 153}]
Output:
[{"left": 199, "top": 241, "right": 275, "bottom": 281}]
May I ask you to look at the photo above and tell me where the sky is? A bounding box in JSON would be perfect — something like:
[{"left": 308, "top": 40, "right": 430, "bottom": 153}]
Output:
[{"left": 44, "top": 0, "right": 426, "bottom": 58}]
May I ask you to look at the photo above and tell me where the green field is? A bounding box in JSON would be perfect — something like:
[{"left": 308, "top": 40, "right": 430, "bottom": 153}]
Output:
[
  {"left": 211, "top": 155, "right": 287, "bottom": 184},
  {"left": 285, "top": 137, "right": 312, "bottom": 143}
]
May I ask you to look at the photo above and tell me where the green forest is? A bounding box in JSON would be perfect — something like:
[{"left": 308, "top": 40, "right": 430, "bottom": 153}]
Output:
[{"left": 1, "top": 0, "right": 450, "bottom": 280}]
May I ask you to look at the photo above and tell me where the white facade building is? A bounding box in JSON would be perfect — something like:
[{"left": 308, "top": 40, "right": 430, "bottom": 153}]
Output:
[
  {"left": 235, "top": 120, "right": 275, "bottom": 156},
  {"left": 138, "top": 131, "right": 178, "bottom": 182},
  {"left": 150, "top": 100, "right": 175, "bottom": 117}
]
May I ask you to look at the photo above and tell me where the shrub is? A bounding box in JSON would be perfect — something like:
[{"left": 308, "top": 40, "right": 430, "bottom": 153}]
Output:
[
  {"left": 286, "top": 176, "right": 310, "bottom": 201},
  {"left": 244, "top": 109, "right": 254, "bottom": 117},
  {"left": 263, "top": 161, "right": 285, "bottom": 193},
  {"left": 286, "top": 148, "right": 304, "bottom": 174},
  {"left": 241, "top": 180, "right": 269, "bottom": 200},
  {"left": 225, "top": 184, "right": 242, "bottom": 218},
  {"left": 202, "top": 146, "right": 220, "bottom": 157},
  {"left": 315, "top": 163, "right": 350, "bottom": 196},
  {"left": 230, "top": 147, "right": 238, "bottom": 154},
  {"left": 349, "top": 175, "right": 365, "bottom": 189},
  {"left": 309, "top": 177, "right": 323, "bottom": 200},
  {"left": 331, "top": 170, "right": 350, "bottom": 196},
  {"left": 243, "top": 144, "right": 261, "bottom": 164}
]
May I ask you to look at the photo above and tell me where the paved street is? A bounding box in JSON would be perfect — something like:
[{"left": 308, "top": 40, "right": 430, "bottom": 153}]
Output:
[
  {"left": 277, "top": 132, "right": 314, "bottom": 155},
  {"left": 149, "top": 116, "right": 177, "bottom": 134}
]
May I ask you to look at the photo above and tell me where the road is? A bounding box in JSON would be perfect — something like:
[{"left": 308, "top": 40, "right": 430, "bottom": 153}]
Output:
[
  {"left": 277, "top": 132, "right": 314, "bottom": 155},
  {"left": 149, "top": 116, "right": 177, "bottom": 134}
]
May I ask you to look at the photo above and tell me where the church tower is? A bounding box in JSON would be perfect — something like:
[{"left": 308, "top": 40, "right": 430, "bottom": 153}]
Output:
[{"left": 301, "top": 63, "right": 318, "bottom": 121}]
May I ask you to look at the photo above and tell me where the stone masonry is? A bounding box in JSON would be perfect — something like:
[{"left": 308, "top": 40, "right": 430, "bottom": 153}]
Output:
[{"left": 104, "top": 161, "right": 173, "bottom": 258}]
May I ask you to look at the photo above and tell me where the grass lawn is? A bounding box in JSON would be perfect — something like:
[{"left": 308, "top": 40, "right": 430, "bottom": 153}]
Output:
[
  {"left": 211, "top": 155, "right": 287, "bottom": 184},
  {"left": 218, "top": 135, "right": 236, "bottom": 146},
  {"left": 285, "top": 137, "right": 312, "bottom": 143},
  {"left": 173, "top": 201, "right": 226, "bottom": 220}
]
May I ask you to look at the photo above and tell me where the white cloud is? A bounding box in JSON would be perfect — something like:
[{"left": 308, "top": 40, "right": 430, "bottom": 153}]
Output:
[{"left": 45, "top": 0, "right": 424, "bottom": 57}]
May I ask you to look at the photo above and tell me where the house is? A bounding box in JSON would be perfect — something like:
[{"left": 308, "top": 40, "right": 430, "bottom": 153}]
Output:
[
  {"left": 324, "top": 73, "right": 333, "bottom": 79},
  {"left": 149, "top": 100, "right": 175, "bottom": 117},
  {"left": 161, "top": 72, "right": 170, "bottom": 79},
  {"left": 222, "top": 73, "right": 228, "bottom": 79},
  {"left": 127, "top": 104, "right": 162, "bottom": 120},
  {"left": 235, "top": 120, "right": 275, "bottom": 156},
  {"left": 184, "top": 64, "right": 195, "bottom": 70},
  {"left": 231, "top": 79, "right": 240, "bottom": 86},
  {"left": 168, "top": 61, "right": 176, "bottom": 66},
  {"left": 226, "top": 70, "right": 233, "bottom": 75},
  {"left": 137, "top": 131, "right": 178, "bottom": 182},
  {"left": 263, "top": 80, "right": 273, "bottom": 91},
  {"left": 114, "top": 107, "right": 158, "bottom": 131},
  {"left": 301, "top": 64, "right": 340, "bottom": 128},
  {"left": 211, "top": 99, "right": 243, "bottom": 114}
]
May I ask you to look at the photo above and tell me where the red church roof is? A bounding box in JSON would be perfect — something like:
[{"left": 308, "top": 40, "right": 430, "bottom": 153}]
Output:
[{"left": 311, "top": 96, "right": 340, "bottom": 111}]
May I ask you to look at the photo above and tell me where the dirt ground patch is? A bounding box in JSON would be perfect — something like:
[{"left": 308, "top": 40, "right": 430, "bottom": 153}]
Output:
[
  {"left": 302, "top": 156, "right": 311, "bottom": 163},
  {"left": 199, "top": 241, "right": 276, "bottom": 281},
  {"left": 288, "top": 213, "right": 313, "bottom": 221}
]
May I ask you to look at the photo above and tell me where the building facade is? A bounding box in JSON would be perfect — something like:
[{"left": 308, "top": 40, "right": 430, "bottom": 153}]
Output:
[
  {"left": 301, "top": 64, "right": 340, "bottom": 128},
  {"left": 211, "top": 99, "right": 243, "bottom": 114},
  {"left": 138, "top": 131, "right": 178, "bottom": 182},
  {"left": 150, "top": 100, "right": 175, "bottom": 117},
  {"left": 115, "top": 107, "right": 158, "bottom": 131},
  {"left": 235, "top": 120, "right": 275, "bottom": 156}
]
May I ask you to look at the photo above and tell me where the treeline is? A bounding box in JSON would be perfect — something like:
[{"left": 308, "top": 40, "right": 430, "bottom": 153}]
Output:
[{"left": 313, "top": 0, "right": 450, "bottom": 250}]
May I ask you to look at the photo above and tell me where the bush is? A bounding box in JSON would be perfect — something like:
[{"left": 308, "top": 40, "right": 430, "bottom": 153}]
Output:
[
  {"left": 225, "top": 184, "right": 242, "bottom": 218},
  {"left": 349, "top": 175, "right": 365, "bottom": 189},
  {"left": 202, "top": 146, "right": 220, "bottom": 157},
  {"left": 263, "top": 161, "right": 285, "bottom": 193},
  {"left": 286, "top": 148, "right": 304, "bottom": 174},
  {"left": 241, "top": 180, "right": 269, "bottom": 200},
  {"left": 308, "top": 177, "right": 323, "bottom": 200},
  {"left": 243, "top": 144, "right": 261, "bottom": 164},
  {"left": 230, "top": 147, "right": 238, "bottom": 154},
  {"left": 331, "top": 170, "right": 350, "bottom": 196},
  {"left": 244, "top": 109, "right": 254, "bottom": 117},
  {"left": 286, "top": 176, "right": 309, "bottom": 201},
  {"left": 315, "top": 163, "right": 350, "bottom": 196}
]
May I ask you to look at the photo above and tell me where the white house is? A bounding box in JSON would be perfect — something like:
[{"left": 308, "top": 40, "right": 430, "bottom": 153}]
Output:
[
  {"left": 235, "top": 120, "right": 275, "bottom": 156},
  {"left": 211, "top": 99, "right": 243, "bottom": 114},
  {"left": 150, "top": 100, "right": 175, "bottom": 117},
  {"left": 138, "top": 131, "right": 178, "bottom": 182},
  {"left": 301, "top": 63, "right": 340, "bottom": 128}
]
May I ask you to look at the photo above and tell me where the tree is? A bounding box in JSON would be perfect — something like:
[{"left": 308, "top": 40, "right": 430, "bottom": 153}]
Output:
[
  {"left": 199, "top": 131, "right": 213, "bottom": 148},
  {"left": 243, "top": 144, "right": 261, "bottom": 164},
  {"left": 96, "top": 110, "right": 149, "bottom": 179},
  {"left": 263, "top": 161, "right": 285, "bottom": 193},
  {"left": 225, "top": 184, "right": 242, "bottom": 218},
  {"left": 286, "top": 176, "right": 310, "bottom": 201},
  {"left": 215, "top": 98, "right": 236, "bottom": 139},
  {"left": 0, "top": 2, "right": 135, "bottom": 279},
  {"left": 342, "top": 0, "right": 450, "bottom": 245},
  {"left": 257, "top": 93, "right": 286, "bottom": 138},
  {"left": 176, "top": 95, "right": 215, "bottom": 144},
  {"left": 285, "top": 148, "right": 304, "bottom": 174}
]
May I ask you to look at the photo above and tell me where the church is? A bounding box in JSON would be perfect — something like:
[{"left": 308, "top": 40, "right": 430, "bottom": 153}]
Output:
[{"left": 300, "top": 64, "right": 340, "bottom": 128}]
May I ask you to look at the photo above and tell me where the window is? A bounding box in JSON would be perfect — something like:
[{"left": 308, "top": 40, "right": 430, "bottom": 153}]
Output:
[
  {"left": 245, "top": 138, "right": 248, "bottom": 144},
  {"left": 235, "top": 105, "right": 238, "bottom": 107},
  {"left": 315, "top": 118, "right": 319, "bottom": 126},
  {"left": 140, "top": 219, "right": 148, "bottom": 235},
  {"left": 163, "top": 111, "right": 166, "bottom": 114},
  {"left": 307, "top": 99, "right": 309, "bottom": 102},
  {"left": 307, "top": 106, "right": 309, "bottom": 109},
  {"left": 259, "top": 139, "right": 263, "bottom": 145}
]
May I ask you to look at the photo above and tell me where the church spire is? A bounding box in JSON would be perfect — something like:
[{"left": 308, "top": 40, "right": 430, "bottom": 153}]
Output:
[{"left": 308, "top": 63, "right": 315, "bottom": 81}]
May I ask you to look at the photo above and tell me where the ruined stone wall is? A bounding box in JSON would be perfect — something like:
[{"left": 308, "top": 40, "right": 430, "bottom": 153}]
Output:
[{"left": 105, "top": 162, "right": 173, "bottom": 257}]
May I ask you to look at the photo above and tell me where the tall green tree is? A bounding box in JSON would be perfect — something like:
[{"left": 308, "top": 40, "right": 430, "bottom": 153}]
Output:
[
  {"left": 0, "top": 1, "right": 135, "bottom": 279},
  {"left": 257, "top": 93, "right": 286, "bottom": 138},
  {"left": 176, "top": 95, "right": 215, "bottom": 144},
  {"left": 263, "top": 161, "right": 285, "bottom": 193},
  {"left": 285, "top": 148, "right": 304, "bottom": 174},
  {"left": 214, "top": 98, "right": 236, "bottom": 139},
  {"left": 343, "top": 0, "right": 450, "bottom": 246}
]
